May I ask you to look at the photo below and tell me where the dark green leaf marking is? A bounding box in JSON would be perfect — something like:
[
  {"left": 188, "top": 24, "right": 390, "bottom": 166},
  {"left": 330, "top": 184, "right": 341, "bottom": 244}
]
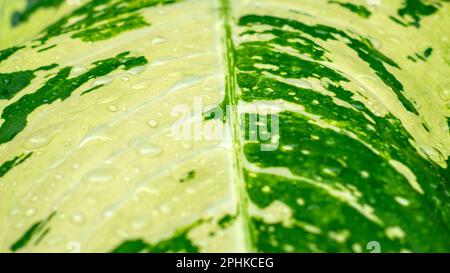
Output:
[
  {"left": 234, "top": 13, "right": 450, "bottom": 252},
  {"left": 0, "top": 52, "right": 147, "bottom": 145},
  {"left": 0, "top": 152, "right": 32, "bottom": 178},
  {"left": 36, "top": 44, "right": 57, "bottom": 53},
  {"left": 71, "top": 13, "right": 149, "bottom": 42},
  {"left": 390, "top": 0, "right": 440, "bottom": 28},
  {"left": 111, "top": 239, "right": 148, "bottom": 252},
  {"left": 218, "top": 214, "right": 237, "bottom": 229},
  {"left": 34, "top": 0, "right": 179, "bottom": 44},
  {"left": 34, "top": 227, "right": 51, "bottom": 245},
  {"left": 179, "top": 170, "right": 196, "bottom": 183},
  {"left": 0, "top": 64, "right": 58, "bottom": 100},
  {"left": 10, "top": 211, "right": 56, "bottom": 252},
  {"left": 243, "top": 113, "right": 450, "bottom": 252},
  {"left": 345, "top": 36, "right": 418, "bottom": 114},
  {"left": 111, "top": 223, "right": 200, "bottom": 253},
  {"left": 447, "top": 117, "right": 450, "bottom": 133},
  {"left": 238, "top": 15, "right": 418, "bottom": 114},
  {"left": 328, "top": 1, "right": 372, "bottom": 18},
  {"left": 407, "top": 47, "right": 433, "bottom": 62},
  {"left": 11, "top": 0, "right": 66, "bottom": 27},
  {"left": 239, "top": 27, "right": 330, "bottom": 61},
  {"left": 80, "top": 84, "right": 104, "bottom": 96},
  {"left": 0, "top": 46, "right": 25, "bottom": 63}
]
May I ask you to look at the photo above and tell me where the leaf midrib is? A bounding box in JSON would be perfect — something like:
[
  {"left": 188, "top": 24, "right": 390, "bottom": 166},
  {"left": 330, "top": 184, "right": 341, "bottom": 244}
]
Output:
[{"left": 220, "top": 0, "right": 254, "bottom": 252}]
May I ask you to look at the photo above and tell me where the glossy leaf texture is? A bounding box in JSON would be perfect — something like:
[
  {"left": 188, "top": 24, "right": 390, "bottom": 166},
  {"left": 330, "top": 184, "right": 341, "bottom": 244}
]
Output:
[{"left": 0, "top": 0, "right": 449, "bottom": 252}]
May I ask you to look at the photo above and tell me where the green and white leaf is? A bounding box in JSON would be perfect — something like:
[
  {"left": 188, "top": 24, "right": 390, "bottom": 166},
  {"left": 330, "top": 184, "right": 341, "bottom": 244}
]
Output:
[{"left": 0, "top": 0, "right": 449, "bottom": 252}]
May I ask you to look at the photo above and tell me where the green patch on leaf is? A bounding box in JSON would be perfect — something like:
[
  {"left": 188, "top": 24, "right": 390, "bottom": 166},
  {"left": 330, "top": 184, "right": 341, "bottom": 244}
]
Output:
[
  {"left": 35, "top": 0, "right": 179, "bottom": 45},
  {"left": 238, "top": 15, "right": 418, "bottom": 114},
  {"left": 179, "top": 170, "right": 196, "bottom": 183},
  {"left": 80, "top": 84, "right": 104, "bottom": 96},
  {"left": 407, "top": 47, "right": 433, "bottom": 62},
  {"left": 0, "top": 52, "right": 147, "bottom": 145},
  {"left": 218, "top": 214, "right": 237, "bottom": 229},
  {"left": 71, "top": 13, "right": 149, "bottom": 42},
  {"left": 36, "top": 44, "right": 57, "bottom": 53},
  {"left": 10, "top": 211, "right": 56, "bottom": 252},
  {"left": 111, "top": 222, "right": 201, "bottom": 253},
  {"left": 328, "top": 1, "right": 371, "bottom": 18},
  {"left": 0, "top": 152, "right": 33, "bottom": 178},
  {"left": 11, "top": 0, "right": 66, "bottom": 27},
  {"left": 390, "top": 0, "right": 440, "bottom": 28},
  {"left": 243, "top": 112, "right": 450, "bottom": 252},
  {"left": 235, "top": 12, "right": 450, "bottom": 252},
  {"left": 0, "top": 46, "right": 25, "bottom": 63},
  {"left": 0, "top": 64, "right": 58, "bottom": 100}
]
